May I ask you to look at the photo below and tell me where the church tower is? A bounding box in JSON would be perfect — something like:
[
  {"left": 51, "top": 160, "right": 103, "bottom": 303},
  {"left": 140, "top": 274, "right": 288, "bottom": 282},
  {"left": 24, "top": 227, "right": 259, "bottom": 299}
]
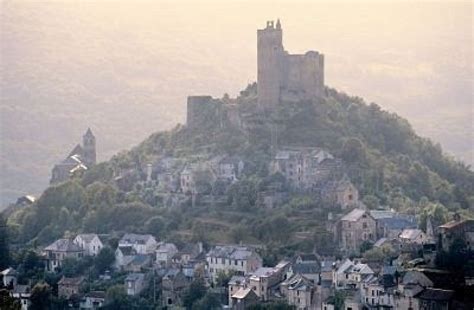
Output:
[
  {"left": 257, "top": 20, "right": 284, "bottom": 106},
  {"left": 82, "top": 128, "right": 96, "bottom": 167}
]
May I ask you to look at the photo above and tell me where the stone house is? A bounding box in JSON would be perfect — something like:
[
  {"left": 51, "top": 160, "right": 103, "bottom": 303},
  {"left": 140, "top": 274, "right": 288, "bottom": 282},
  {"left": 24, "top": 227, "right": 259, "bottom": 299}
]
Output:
[
  {"left": 180, "top": 165, "right": 195, "bottom": 194},
  {"left": 118, "top": 233, "right": 158, "bottom": 255},
  {"left": 161, "top": 269, "right": 190, "bottom": 307},
  {"left": 438, "top": 217, "right": 474, "bottom": 252},
  {"left": 338, "top": 208, "right": 376, "bottom": 252},
  {"left": 321, "top": 178, "right": 359, "bottom": 209},
  {"left": 58, "top": 276, "right": 84, "bottom": 299},
  {"left": 281, "top": 274, "right": 317, "bottom": 310},
  {"left": 333, "top": 259, "right": 374, "bottom": 289},
  {"left": 73, "top": 234, "right": 103, "bottom": 256},
  {"left": 415, "top": 288, "right": 455, "bottom": 310},
  {"left": 44, "top": 239, "right": 84, "bottom": 272},
  {"left": 228, "top": 275, "right": 248, "bottom": 306},
  {"left": 125, "top": 273, "right": 146, "bottom": 296},
  {"left": 155, "top": 242, "right": 178, "bottom": 267},
  {"left": 217, "top": 156, "right": 244, "bottom": 182},
  {"left": 171, "top": 242, "right": 204, "bottom": 266},
  {"left": 207, "top": 245, "right": 263, "bottom": 281}
]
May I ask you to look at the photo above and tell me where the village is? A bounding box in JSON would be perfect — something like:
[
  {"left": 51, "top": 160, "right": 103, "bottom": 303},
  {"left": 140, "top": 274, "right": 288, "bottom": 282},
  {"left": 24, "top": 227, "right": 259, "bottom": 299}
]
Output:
[{"left": 2, "top": 204, "right": 473, "bottom": 309}]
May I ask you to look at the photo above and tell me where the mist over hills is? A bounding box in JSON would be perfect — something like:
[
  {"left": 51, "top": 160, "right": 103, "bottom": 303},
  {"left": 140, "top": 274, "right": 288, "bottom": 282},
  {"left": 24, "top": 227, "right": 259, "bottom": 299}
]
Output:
[{"left": 1, "top": 1, "right": 472, "bottom": 206}]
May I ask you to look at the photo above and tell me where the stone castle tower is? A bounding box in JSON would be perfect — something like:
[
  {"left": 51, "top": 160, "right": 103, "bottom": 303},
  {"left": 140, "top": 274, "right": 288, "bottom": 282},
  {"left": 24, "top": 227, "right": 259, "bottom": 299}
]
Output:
[
  {"left": 257, "top": 20, "right": 325, "bottom": 106},
  {"left": 82, "top": 128, "right": 96, "bottom": 167}
]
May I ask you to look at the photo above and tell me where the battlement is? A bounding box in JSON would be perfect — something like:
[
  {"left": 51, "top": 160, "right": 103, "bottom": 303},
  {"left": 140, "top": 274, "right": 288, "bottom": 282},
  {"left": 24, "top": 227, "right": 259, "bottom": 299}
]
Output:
[{"left": 257, "top": 19, "right": 325, "bottom": 106}]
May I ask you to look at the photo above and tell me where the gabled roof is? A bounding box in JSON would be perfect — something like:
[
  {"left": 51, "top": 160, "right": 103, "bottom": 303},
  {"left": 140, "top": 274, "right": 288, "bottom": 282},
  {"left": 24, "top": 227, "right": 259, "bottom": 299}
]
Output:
[
  {"left": 156, "top": 243, "right": 178, "bottom": 253},
  {"left": 286, "top": 274, "right": 315, "bottom": 291},
  {"left": 379, "top": 217, "right": 417, "bottom": 230},
  {"left": 341, "top": 208, "right": 370, "bottom": 222},
  {"left": 85, "top": 291, "right": 106, "bottom": 299},
  {"left": 45, "top": 239, "right": 83, "bottom": 252},
  {"left": 229, "top": 275, "right": 247, "bottom": 286},
  {"left": 84, "top": 128, "right": 94, "bottom": 138},
  {"left": 439, "top": 219, "right": 474, "bottom": 230},
  {"left": 128, "top": 254, "right": 151, "bottom": 266},
  {"left": 402, "top": 270, "right": 433, "bottom": 287},
  {"left": 75, "top": 233, "right": 99, "bottom": 243}
]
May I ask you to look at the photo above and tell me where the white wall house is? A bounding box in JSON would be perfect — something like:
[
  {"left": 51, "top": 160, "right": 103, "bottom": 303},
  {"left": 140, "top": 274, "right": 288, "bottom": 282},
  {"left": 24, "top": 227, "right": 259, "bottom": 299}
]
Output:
[
  {"left": 74, "top": 234, "right": 103, "bottom": 256},
  {"left": 125, "top": 273, "right": 146, "bottom": 296},
  {"left": 156, "top": 243, "right": 178, "bottom": 266},
  {"left": 207, "top": 245, "right": 262, "bottom": 281}
]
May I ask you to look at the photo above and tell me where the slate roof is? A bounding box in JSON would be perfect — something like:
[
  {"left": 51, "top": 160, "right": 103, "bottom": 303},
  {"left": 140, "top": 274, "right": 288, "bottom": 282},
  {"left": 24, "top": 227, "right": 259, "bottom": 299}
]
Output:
[
  {"left": 229, "top": 275, "right": 247, "bottom": 285},
  {"left": 341, "top": 209, "right": 369, "bottom": 222},
  {"left": 286, "top": 274, "right": 315, "bottom": 291},
  {"left": 439, "top": 219, "right": 474, "bottom": 230},
  {"left": 292, "top": 262, "right": 321, "bottom": 274},
  {"left": 156, "top": 243, "right": 177, "bottom": 253},
  {"left": 45, "top": 239, "right": 83, "bottom": 252},
  {"left": 128, "top": 254, "right": 151, "bottom": 266},
  {"left": 125, "top": 273, "right": 145, "bottom": 282},
  {"left": 379, "top": 217, "right": 417, "bottom": 230},
  {"left": 13, "top": 285, "right": 30, "bottom": 294},
  {"left": 416, "top": 288, "right": 455, "bottom": 301},
  {"left": 251, "top": 267, "right": 275, "bottom": 278},
  {"left": 120, "top": 233, "right": 155, "bottom": 245},
  {"left": 369, "top": 210, "right": 395, "bottom": 220},
  {"left": 207, "top": 245, "right": 258, "bottom": 261}
]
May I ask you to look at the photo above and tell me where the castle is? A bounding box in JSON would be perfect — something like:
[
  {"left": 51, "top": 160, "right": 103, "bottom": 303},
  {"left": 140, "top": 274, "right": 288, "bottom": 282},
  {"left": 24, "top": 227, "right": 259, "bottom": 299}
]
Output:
[
  {"left": 50, "top": 128, "right": 96, "bottom": 184},
  {"left": 257, "top": 20, "right": 325, "bottom": 105},
  {"left": 186, "top": 20, "right": 325, "bottom": 128}
]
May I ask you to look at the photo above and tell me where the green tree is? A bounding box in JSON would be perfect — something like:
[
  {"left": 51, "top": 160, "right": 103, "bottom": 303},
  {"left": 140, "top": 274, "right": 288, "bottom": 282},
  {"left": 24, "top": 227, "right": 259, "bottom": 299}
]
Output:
[
  {"left": 30, "top": 282, "right": 52, "bottom": 310},
  {"left": 0, "top": 288, "right": 21, "bottom": 310},
  {"left": 183, "top": 277, "right": 206, "bottom": 309},
  {"left": 94, "top": 247, "right": 115, "bottom": 274},
  {"left": 104, "top": 285, "right": 130, "bottom": 310}
]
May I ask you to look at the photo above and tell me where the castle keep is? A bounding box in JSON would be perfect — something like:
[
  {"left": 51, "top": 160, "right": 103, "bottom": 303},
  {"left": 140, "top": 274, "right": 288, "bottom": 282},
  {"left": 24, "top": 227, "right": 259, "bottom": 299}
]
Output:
[
  {"left": 257, "top": 20, "right": 324, "bottom": 105},
  {"left": 186, "top": 20, "right": 326, "bottom": 127}
]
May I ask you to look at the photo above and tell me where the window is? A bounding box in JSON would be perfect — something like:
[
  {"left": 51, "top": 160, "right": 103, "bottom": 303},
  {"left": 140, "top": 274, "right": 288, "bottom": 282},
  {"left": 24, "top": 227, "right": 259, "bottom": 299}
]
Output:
[
  {"left": 221, "top": 258, "right": 225, "bottom": 264},
  {"left": 241, "top": 261, "right": 244, "bottom": 266},
  {"left": 363, "top": 222, "right": 367, "bottom": 229},
  {"left": 348, "top": 194, "right": 353, "bottom": 200},
  {"left": 234, "top": 260, "right": 238, "bottom": 265}
]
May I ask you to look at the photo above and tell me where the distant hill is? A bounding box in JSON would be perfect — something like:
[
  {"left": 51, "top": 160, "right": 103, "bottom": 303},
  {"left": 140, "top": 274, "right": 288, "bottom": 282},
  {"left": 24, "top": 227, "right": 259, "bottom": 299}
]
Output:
[
  {"left": 1, "top": 1, "right": 472, "bottom": 208},
  {"left": 6, "top": 85, "right": 473, "bottom": 256}
]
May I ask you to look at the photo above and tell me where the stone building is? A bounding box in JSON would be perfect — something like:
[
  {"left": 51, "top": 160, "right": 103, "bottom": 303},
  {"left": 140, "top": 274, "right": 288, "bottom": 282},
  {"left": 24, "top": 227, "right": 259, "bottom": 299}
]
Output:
[
  {"left": 338, "top": 208, "right": 377, "bottom": 252},
  {"left": 58, "top": 276, "right": 84, "bottom": 299},
  {"left": 206, "top": 245, "right": 263, "bottom": 281},
  {"left": 257, "top": 20, "right": 324, "bottom": 106},
  {"left": 438, "top": 216, "right": 474, "bottom": 252},
  {"left": 44, "top": 239, "right": 84, "bottom": 272},
  {"left": 50, "top": 128, "right": 96, "bottom": 184}
]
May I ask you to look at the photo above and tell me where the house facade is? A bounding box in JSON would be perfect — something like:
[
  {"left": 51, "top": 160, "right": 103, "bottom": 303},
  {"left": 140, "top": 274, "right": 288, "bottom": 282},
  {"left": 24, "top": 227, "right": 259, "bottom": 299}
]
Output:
[
  {"left": 207, "top": 245, "right": 263, "bottom": 281},
  {"left": 44, "top": 239, "right": 84, "bottom": 272},
  {"left": 73, "top": 234, "right": 103, "bottom": 256},
  {"left": 118, "top": 233, "right": 158, "bottom": 254},
  {"left": 339, "top": 209, "right": 377, "bottom": 252}
]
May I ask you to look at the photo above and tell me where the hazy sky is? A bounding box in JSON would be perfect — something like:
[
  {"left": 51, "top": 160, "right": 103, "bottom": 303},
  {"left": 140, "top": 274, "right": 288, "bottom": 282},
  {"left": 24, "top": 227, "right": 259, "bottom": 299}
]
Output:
[{"left": 1, "top": 0, "right": 472, "bottom": 204}]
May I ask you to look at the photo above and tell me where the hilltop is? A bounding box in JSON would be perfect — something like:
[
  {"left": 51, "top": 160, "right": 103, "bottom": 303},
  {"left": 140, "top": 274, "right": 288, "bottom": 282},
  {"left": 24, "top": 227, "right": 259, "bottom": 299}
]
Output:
[{"left": 6, "top": 83, "right": 473, "bottom": 259}]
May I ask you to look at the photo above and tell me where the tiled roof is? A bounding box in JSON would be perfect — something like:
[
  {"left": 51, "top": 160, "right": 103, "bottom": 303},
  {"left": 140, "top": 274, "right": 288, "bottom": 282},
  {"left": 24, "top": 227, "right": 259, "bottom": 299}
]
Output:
[
  {"left": 125, "top": 273, "right": 145, "bottom": 282},
  {"left": 399, "top": 229, "right": 423, "bottom": 240},
  {"left": 85, "top": 291, "right": 105, "bottom": 299},
  {"left": 1, "top": 267, "right": 17, "bottom": 276},
  {"left": 118, "top": 246, "right": 136, "bottom": 256},
  {"left": 232, "top": 287, "right": 254, "bottom": 299},
  {"left": 292, "top": 262, "right": 321, "bottom": 274},
  {"left": 76, "top": 233, "right": 98, "bottom": 243},
  {"left": 207, "top": 245, "right": 258, "bottom": 260}
]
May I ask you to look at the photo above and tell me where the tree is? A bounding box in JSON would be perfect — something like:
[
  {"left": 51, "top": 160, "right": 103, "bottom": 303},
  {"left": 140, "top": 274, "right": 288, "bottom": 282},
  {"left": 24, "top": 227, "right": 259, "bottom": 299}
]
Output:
[
  {"left": 94, "top": 247, "right": 115, "bottom": 274},
  {"left": 30, "top": 282, "right": 52, "bottom": 310},
  {"left": 192, "top": 291, "right": 221, "bottom": 310},
  {"left": 0, "top": 214, "right": 10, "bottom": 270},
  {"left": 362, "top": 195, "right": 380, "bottom": 210},
  {"left": 0, "top": 288, "right": 21, "bottom": 310},
  {"left": 359, "top": 241, "right": 373, "bottom": 254},
  {"left": 183, "top": 277, "right": 206, "bottom": 309},
  {"left": 104, "top": 285, "right": 130, "bottom": 310}
]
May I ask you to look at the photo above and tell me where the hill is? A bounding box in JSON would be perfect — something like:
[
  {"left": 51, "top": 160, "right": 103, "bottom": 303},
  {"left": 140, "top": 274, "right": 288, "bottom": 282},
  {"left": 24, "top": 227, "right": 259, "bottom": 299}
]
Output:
[
  {"left": 6, "top": 85, "right": 473, "bottom": 259},
  {"left": 1, "top": 1, "right": 472, "bottom": 207}
]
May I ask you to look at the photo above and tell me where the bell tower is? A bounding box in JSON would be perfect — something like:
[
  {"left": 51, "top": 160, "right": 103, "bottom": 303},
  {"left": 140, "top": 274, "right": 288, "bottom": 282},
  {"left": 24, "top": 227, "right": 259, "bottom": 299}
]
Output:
[
  {"left": 82, "top": 128, "right": 96, "bottom": 166},
  {"left": 257, "top": 19, "right": 284, "bottom": 106}
]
